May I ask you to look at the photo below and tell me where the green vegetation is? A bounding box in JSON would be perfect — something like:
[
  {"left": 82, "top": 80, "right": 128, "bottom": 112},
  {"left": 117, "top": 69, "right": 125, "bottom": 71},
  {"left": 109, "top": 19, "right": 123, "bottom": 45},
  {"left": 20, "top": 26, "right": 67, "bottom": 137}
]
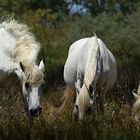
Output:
[{"left": 0, "top": 0, "right": 140, "bottom": 140}]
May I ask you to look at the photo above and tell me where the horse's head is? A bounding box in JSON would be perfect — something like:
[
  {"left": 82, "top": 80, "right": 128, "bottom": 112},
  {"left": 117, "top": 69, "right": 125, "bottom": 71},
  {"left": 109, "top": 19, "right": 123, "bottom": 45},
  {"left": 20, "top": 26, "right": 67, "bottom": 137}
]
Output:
[
  {"left": 133, "top": 85, "right": 140, "bottom": 121},
  {"left": 77, "top": 83, "right": 96, "bottom": 120},
  {"left": 19, "top": 60, "right": 45, "bottom": 117}
]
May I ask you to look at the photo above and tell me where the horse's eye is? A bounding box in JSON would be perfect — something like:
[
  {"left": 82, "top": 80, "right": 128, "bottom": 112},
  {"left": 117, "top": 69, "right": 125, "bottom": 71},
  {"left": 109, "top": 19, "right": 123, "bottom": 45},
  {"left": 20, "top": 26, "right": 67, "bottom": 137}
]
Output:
[{"left": 25, "top": 82, "right": 30, "bottom": 89}]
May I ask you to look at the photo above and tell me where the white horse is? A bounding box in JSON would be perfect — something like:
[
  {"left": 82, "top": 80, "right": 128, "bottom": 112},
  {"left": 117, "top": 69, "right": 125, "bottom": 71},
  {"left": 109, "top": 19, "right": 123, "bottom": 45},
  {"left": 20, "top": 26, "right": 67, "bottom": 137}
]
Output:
[
  {"left": 132, "top": 84, "right": 140, "bottom": 121},
  {"left": 0, "top": 19, "right": 45, "bottom": 117},
  {"left": 64, "top": 35, "right": 117, "bottom": 120}
]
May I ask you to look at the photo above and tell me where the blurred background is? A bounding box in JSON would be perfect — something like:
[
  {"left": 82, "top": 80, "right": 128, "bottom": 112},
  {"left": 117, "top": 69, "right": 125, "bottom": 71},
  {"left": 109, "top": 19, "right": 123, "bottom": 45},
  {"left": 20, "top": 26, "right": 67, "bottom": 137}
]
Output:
[{"left": 0, "top": 0, "right": 140, "bottom": 139}]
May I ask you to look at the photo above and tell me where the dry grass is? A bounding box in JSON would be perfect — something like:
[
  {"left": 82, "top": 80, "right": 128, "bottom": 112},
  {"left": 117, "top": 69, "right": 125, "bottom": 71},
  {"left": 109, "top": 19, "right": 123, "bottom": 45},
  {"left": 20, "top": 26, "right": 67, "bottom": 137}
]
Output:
[{"left": 0, "top": 74, "right": 139, "bottom": 140}]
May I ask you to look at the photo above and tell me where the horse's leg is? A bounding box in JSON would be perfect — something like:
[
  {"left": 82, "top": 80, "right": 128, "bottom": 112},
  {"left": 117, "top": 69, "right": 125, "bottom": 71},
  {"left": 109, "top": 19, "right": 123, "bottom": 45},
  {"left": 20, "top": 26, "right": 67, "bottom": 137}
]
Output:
[
  {"left": 98, "top": 87, "right": 105, "bottom": 114},
  {"left": 89, "top": 94, "right": 98, "bottom": 117},
  {"left": 98, "top": 85, "right": 108, "bottom": 114},
  {"left": 72, "top": 80, "right": 81, "bottom": 120},
  {"left": 72, "top": 73, "right": 82, "bottom": 120}
]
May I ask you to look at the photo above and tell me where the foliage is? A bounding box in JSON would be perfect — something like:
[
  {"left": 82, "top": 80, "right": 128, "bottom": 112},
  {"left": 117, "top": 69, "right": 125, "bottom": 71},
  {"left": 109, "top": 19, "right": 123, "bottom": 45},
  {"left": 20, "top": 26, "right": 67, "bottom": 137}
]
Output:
[{"left": 41, "top": 12, "right": 140, "bottom": 74}]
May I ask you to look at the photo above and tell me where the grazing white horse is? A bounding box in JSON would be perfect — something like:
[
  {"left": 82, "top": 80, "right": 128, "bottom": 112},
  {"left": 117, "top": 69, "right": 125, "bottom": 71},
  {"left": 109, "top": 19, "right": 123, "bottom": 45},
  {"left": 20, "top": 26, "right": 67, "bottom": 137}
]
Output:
[
  {"left": 0, "top": 19, "right": 45, "bottom": 117},
  {"left": 132, "top": 84, "right": 140, "bottom": 121},
  {"left": 64, "top": 35, "right": 117, "bottom": 120}
]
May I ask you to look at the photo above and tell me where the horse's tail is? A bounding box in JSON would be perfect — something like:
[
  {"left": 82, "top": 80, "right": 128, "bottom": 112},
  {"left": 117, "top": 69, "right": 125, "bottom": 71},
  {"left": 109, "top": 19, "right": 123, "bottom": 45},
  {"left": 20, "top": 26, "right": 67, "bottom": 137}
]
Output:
[{"left": 57, "top": 87, "right": 75, "bottom": 114}]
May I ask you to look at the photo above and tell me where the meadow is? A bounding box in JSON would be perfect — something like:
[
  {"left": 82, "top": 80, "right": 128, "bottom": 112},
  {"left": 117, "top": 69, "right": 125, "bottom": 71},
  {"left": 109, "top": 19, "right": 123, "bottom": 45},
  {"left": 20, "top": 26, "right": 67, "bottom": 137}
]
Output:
[{"left": 0, "top": 2, "right": 140, "bottom": 140}]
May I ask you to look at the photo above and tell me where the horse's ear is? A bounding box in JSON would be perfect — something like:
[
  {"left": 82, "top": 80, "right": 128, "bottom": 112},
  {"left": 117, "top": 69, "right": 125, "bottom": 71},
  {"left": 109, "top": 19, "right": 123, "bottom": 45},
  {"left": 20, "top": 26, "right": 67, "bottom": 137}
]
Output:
[
  {"left": 132, "top": 91, "right": 139, "bottom": 100},
  {"left": 20, "top": 62, "right": 25, "bottom": 72},
  {"left": 39, "top": 60, "right": 45, "bottom": 72}
]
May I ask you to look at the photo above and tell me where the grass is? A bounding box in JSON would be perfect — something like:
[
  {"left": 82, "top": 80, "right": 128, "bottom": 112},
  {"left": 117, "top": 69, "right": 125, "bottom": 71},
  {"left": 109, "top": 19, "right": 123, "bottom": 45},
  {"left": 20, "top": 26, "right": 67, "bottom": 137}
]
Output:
[{"left": 0, "top": 81, "right": 140, "bottom": 140}]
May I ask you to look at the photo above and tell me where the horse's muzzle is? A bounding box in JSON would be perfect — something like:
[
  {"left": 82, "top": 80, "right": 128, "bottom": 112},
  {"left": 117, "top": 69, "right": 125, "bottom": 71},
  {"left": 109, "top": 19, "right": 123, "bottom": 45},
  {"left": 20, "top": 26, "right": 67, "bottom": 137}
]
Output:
[{"left": 29, "top": 106, "right": 42, "bottom": 117}]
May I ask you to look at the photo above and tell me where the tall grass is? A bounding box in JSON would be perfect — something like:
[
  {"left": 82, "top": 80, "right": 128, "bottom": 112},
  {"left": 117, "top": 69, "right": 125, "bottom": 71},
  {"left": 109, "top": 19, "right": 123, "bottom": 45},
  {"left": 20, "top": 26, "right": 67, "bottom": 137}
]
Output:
[{"left": 0, "top": 84, "right": 139, "bottom": 140}]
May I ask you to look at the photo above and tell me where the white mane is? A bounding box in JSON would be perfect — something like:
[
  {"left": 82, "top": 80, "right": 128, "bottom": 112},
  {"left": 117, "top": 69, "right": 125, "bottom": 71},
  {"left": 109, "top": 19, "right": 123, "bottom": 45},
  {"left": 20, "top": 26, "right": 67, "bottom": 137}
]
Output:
[
  {"left": 25, "top": 64, "right": 44, "bottom": 85},
  {"left": 0, "top": 19, "right": 41, "bottom": 66}
]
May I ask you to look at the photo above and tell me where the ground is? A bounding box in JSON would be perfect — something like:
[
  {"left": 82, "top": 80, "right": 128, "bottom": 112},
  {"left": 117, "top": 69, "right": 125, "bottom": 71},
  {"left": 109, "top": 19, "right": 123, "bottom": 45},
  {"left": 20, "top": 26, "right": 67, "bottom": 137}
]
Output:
[{"left": 0, "top": 86, "right": 140, "bottom": 140}]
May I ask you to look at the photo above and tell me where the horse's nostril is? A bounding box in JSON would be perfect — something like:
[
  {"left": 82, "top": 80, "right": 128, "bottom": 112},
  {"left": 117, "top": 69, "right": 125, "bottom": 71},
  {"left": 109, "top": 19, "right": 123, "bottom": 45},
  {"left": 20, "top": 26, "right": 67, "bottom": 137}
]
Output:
[
  {"left": 29, "top": 106, "right": 42, "bottom": 117},
  {"left": 30, "top": 109, "right": 36, "bottom": 116},
  {"left": 39, "top": 106, "right": 42, "bottom": 111}
]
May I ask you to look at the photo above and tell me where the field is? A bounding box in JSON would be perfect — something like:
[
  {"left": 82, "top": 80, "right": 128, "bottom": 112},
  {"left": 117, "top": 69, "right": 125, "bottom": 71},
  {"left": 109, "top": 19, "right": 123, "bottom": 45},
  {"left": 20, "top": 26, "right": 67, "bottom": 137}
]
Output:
[
  {"left": 0, "top": 2, "right": 140, "bottom": 140},
  {"left": 0, "top": 80, "right": 140, "bottom": 140}
]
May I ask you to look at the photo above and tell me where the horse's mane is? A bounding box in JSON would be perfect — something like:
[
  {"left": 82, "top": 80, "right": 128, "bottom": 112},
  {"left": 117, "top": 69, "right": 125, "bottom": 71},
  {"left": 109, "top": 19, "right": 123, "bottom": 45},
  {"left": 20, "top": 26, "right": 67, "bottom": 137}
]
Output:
[
  {"left": 25, "top": 65, "right": 44, "bottom": 85},
  {"left": 0, "top": 18, "right": 41, "bottom": 66}
]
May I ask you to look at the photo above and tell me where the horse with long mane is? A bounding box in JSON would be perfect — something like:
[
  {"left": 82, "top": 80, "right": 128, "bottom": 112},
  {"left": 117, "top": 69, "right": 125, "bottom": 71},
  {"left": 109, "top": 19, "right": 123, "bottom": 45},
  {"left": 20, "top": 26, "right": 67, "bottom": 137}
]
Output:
[
  {"left": 64, "top": 34, "right": 117, "bottom": 120},
  {"left": 0, "top": 19, "right": 45, "bottom": 118}
]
